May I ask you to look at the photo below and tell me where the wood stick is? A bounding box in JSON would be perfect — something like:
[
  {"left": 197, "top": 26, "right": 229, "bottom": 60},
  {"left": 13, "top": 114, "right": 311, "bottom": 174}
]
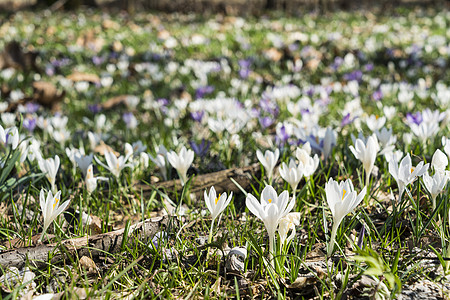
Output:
[
  {"left": 136, "top": 163, "right": 261, "bottom": 197},
  {"left": 0, "top": 216, "right": 171, "bottom": 270}
]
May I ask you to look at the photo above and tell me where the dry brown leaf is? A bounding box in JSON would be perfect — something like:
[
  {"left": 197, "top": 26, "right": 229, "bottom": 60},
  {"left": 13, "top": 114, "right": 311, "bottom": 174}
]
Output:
[
  {"left": 94, "top": 141, "right": 119, "bottom": 156},
  {"left": 76, "top": 29, "right": 104, "bottom": 52},
  {"left": 79, "top": 256, "right": 98, "bottom": 275},
  {"left": 112, "top": 40, "right": 123, "bottom": 52},
  {"left": 101, "top": 95, "right": 132, "bottom": 110},
  {"left": 305, "top": 244, "right": 326, "bottom": 262},
  {"left": 263, "top": 48, "right": 283, "bottom": 62},
  {"left": 0, "top": 41, "right": 39, "bottom": 72},
  {"left": 32, "top": 81, "right": 65, "bottom": 111},
  {"left": 211, "top": 277, "right": 221, "bottom": 296},
  {"left": 67, "top": 72, "right": 100, "bottom": 84},
  {"left": 102, "top": 19, "right": 120, "bottom": 30}
]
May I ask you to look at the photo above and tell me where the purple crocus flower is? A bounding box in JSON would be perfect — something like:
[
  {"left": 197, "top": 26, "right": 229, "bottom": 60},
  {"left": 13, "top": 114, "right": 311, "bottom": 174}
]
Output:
[
  {"left": 406, "top": 112, "right": 422, "bottom": 125},
  {"left": 51, "top": 58, "right": 70, "bottom": 68},
  {"left": 92, "top": 55, "right": 105, "bottom": 65},
  {"left": 195, "top": 86, "right": 215, "bottom": 99},
  {"left": 239, "top": 68, "right": 250, "bottom": 79},
  {"left": 306, "top": 87, "right": 315, "bottom": 97},
  {"left": 275, "top": 125, "right": 289, "bottom": 146},
  {"left": 157, "top": 98, "right": 169, "bottom": 106},
  {"left": 301, "top": 108, "right": 310, "bottom": 115},
  {"left": 88, "top": 104, "right": 102, "bottom": 114},
  {"left": 189, "top": 139, "right": 211, "bottom": 157},
  {"left": 259, "top": 116, "right": 274, "bottom": 128},
  {"left": 238, "top": 59, "right": 252, "bottom": 69},
  {"left": 288, "top": 42, "right": 299, "bottom": 52},
  {"left": 341, "top": 113, "right": 353, "bottom": 127},
  {"left": 364, "top": 63, "right": 374, "bottom": 72},
  {"left": 260, "top": 95, "right": 279, "bottom": 116},
  {"left": 23, "top": 118, "right": 36, "bottom": 133},
  {"left": 372, "top": 89, "right": 383, "bottom": 101},
  {"left": 190, "top": 111, "right": 204, "bottom": 123},
  {"left": 343, "top": 70, "right": 363, "bottom": 82},
  {"left": 45, "top": 65, "right": 55, "bottom": 76},
  {"left": 331, "top": 57, "right": 344, "bottom": 70},
  {"left": 238, "top": 59, "right": 251, "bottom": 79},
  {"left": 26, "top": 103, "right": 40, "bottom": 114},
  {"left": 122, "top": 112, "right": 134, "bottom": 125}
]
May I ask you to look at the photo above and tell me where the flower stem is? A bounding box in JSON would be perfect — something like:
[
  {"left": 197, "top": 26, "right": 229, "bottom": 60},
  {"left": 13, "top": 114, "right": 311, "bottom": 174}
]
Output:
[
  {"left": 327, "top": 223, "right": 338, "bottom": 257},
  {"left": 365, "top": 169, "right": 370, "bottom": 189},
  {"left": 269, "top": 233, "right": 275, "bottom": 269},
  {"left": 208, "top": 218, "right": 215, "bottom": 244},
  {"left": 292, "top": 183, "right": 298, "bottom": 204}
]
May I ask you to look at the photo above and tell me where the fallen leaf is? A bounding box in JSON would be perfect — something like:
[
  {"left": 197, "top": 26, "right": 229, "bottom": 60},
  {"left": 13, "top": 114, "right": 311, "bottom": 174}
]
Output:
[
  {"left": 79, "top": 256, "right": 98, "bottom": 275},
  {"left": 32, "top": 81, "right": 65, "bottom": 111},
  {"left": 94, "top": 141, "right": 119, "bottom": 156},
  {"left": 67, "top": 72, "right": 100, "bottom": 84}
]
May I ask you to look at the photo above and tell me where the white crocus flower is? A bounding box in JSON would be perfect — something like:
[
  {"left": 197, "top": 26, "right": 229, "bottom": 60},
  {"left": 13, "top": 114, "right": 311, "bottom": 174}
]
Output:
[
  {"left": 279, "top": 159, "right": 303, "bottom": 195},
  {"left": 410, "top": 122, "right": 439, "bottom": 146},
  {"left": 349, "top": 135, "right": 379, "bottom": 187},
  {"left": 256, "top": 149, "right": 280, "bottom": 184},
  {"left": 443, "top": 137, "right": 450, "bottom": 160},
  {"left": 388, "top": 154, "right": 429, "bottom": 201},
  {"left": 39, "top": 189, "right": 70, "bottom": 241},
  {"left": 383, "top": 106, "right": 396, "bottom": 120},
  {"left": 295, "top": 147, "right": 319, "bottom": 178},
  {"left": 66, "top": 147, "right": 85, "bottom": 173},
  {"left": 325, "top": 178, "right": 366, "bottom": 256},
  {"left": 322, "top": 127, "right": 337, "bottom": 160},
  {"left": 246, "top": 185, "right": 294, "bottom": 266},
  {"left": 375, "top": 127, "right": 396, "bottom": 156},
  {"left": 75, "top": 153, "right": 94, "bottom": 177},
  {"left": 27, "top": 138, "right": 42, "bottom": 162},
  {"left": 18, "top": 138, "right": 29, "bottom": 163},
  {"left": 431, "top": 149, "right": 448, "bottom": 176},
  {"left": 384, "top": 150, "right": 403, "bottom": 164},
  {"left": 167, "top": 146, "right": 194, "bottom": 186},
  {"left": 204, "top": 186, "right": 233, "bottom": 243},
  {"left": 366, "top": 115, "right": 386, "bottom": 132},
  {"left": 38, "top": 155, "right": 60, "bottom": 193},
  {"left": 85, "top": 164, "right": 108, "bottom": 194},
  {"left": 131, "top": 141, "right": 147, "bottom": 157},
  {"left": 5, "top": 127, "right": 19, "bottom": 150},
  {"left": 0, "top": 125, "right": 5, "bottom": 144},
  {"left": 422, "top": 171, "right": 448, "bottom": 210},
  {"left": 149, "top": 145, "right": 168, "bottom": 181},
  {"left": 95, "top": 150, "right": 132, "bottom": 179},
  {"left": 278, "top": 212, "right": 301, "bottom": 250}
]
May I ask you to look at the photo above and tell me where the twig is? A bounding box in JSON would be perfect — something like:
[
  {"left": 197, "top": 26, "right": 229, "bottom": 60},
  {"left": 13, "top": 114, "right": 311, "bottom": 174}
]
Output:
[
  {"left": 0, "top": 216, "right": 171, "bottom": 270},
  {"left": 136, "top": 163, "right": 260, "bottom": 198}
]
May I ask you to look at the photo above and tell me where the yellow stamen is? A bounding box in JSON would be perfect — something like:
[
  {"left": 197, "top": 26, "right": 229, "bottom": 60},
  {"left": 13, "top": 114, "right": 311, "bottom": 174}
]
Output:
[
  {"left": 116, "top": 162, "right": 120, "bottom": 169},
  {"left": 342, "top": 189, "right": 347, "bottom": 200},
  {"left": 53, "top": 198, "right": 59, "bottom": 209},
  {"left": 411, "top": 168, "right": 414, "bottom": 173},
  {"left": 215, "top": 193, "right": 221, "bottom": 205},
  {"left": 268, "top": 198, "right": 272, "bottom": 203},
  {"left": 375, "top": 115, "right": 379, "bottom": 120}
]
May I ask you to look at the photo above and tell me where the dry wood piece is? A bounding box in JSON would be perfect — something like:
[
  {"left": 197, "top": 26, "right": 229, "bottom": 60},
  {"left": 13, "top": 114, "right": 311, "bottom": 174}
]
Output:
[
  {"left": 0, "top": 216, "right": 171, "bottom": 270},
  {"left": 136, "top": 163, "right": 261, "bottom": 198}
]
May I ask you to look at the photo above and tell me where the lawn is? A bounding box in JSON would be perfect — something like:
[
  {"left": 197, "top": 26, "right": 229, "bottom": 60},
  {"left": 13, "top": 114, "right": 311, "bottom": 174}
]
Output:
[{"left": 0, "top": 6, "right": 449, "bottom": 299}]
